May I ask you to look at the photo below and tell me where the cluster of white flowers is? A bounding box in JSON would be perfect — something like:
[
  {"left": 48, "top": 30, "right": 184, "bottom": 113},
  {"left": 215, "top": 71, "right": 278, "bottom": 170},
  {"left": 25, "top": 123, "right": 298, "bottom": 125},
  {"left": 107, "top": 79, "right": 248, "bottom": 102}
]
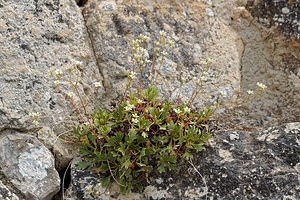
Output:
[
  {"left": 124, "top": 103, "right": 135, "bottom": 112},
  {"left": 93, "top": 81, "right": 101, "bottom": 88},
  {"left": 247, "top": 90, "right": 253, "bottom": 95},
  {"left": 160, "top": 30, "right": 166, "bottom": 37},
  {"left": 67, "top": 92, "right": 74, "bottom": 98},
  {"left": 129, "top": 71, "right": 136, "bottom": 80},
  {"left": 54, "top": 80, "right": 60, "bottom": 85},
  {"left": 29, "top": 111, "right": 40, "bottom": 126},
  {"left": 184, "top": 106, "right": 190, "bottom": 113},
  {"left": 54, "top": 69, "right": 63, "bottom": 76},
  {"left": 137, "top": 99, "right": 144, "bottom": 104},
  {"left": 131, "top": 113, "right": 139, "bottom": 123},
  {"left": 257, "top": 82, "right": 266, "bottom": 90},
  {"left": 173, "top": 108, "right": 182, "bottom": 114}
]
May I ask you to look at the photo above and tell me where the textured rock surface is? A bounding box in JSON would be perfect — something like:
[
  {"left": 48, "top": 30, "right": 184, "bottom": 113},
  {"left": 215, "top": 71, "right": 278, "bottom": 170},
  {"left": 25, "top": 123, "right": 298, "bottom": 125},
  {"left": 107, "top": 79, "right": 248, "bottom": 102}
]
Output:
[
  {"left": 203, "top": 0, "right": 300, "bottom": 128},
  {"left": 83, "top": 0, "right": 243, "bottom": 109},
  {"left": 0, "top": 180, "right": 19, "bottom": 200},
  {"left": 0, "top": 0, "right": 102, "bottom": 156},
  {"left": 66, "top": 123, "right": 300, "bottom": 199},
  {"left": 65, "top": 158, "right": 143, "bottom": 200},
  {"left": 0, "top": 130, "right": 60, "bottom": 200},
  {"left": 246, "top": 0, "right": 300, "bottom": 39}
]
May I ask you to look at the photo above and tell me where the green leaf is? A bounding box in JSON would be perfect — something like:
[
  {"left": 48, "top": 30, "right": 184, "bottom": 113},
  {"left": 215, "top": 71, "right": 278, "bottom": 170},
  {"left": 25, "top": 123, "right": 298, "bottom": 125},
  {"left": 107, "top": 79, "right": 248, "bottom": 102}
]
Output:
[
  {"left": 76, "top": 161, "right": 91, "bottom": 170},
  {"left": 101, "top": 176, "right": 111, "bottom": 188},
  {"left": 123, "top": 159, "right": 132, "bottom": 169},
  {"left": 88, "top": 133, "right": 96, "bottom": 146},
  {"left": 79, "top": 148, "right": 91, "bottom": 156},
  {"left": 194, "top": 143, "right": 204, "bottom": 152},
  {"left": 157, "top": 165, "right": 165, "bottom": 173}
]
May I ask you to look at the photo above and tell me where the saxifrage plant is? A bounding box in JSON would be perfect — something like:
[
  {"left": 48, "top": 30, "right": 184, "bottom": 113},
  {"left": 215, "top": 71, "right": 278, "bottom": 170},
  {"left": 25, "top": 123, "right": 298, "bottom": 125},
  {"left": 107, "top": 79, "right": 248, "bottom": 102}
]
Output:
[{"left": 30, "top": 30, "right": 266, "bottom": 197}]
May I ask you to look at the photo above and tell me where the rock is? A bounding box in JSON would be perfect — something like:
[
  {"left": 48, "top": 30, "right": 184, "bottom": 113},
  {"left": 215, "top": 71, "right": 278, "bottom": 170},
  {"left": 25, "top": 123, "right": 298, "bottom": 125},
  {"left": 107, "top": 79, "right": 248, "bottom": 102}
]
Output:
[
  {"left": 204, "top": 0, "right": 300, "bottom": 128},
  {"left": 65, "top": 157, "right": 144, "bottom": 200},
  {"left": 0, "top": 130, "right": 60, "bottom": 200},
  {"left": 0, "top": 180, "right": 19, "bottom": 200},
  {"left": 66, "top": 123, "right": 300, "bottom": 199},
  {"left": 0, "top": 0, "right": 102, "bottom": 157},
  {"left": 82, "top": 0, "right": 243, "bottom": 110}
]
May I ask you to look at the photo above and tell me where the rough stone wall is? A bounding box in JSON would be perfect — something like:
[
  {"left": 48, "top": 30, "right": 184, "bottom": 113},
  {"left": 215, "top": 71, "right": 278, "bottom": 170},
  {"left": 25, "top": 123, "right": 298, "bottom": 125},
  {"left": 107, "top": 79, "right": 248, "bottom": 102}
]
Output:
[
  {"left": 246, "top": 0, "right": 300, "bottom": 39},
  {"left": 209, "top": 0, "right": 300, "bottom": 128}
]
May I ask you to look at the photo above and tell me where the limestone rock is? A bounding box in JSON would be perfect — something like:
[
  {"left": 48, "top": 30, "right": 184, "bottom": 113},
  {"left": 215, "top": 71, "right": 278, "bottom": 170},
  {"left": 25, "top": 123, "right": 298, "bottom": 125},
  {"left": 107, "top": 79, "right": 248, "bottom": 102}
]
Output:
[
  {"left": 0, "top": 0, "right": 102, "bottom": 146},
  {"left": 66, "top": 123, "right": 300, "bottom": 199},
  {"left": 0, "top": 130, "right": 60, "bottom": 200},
  {"left": 83, "top": 0, "right": 243, "bottom": 109}
]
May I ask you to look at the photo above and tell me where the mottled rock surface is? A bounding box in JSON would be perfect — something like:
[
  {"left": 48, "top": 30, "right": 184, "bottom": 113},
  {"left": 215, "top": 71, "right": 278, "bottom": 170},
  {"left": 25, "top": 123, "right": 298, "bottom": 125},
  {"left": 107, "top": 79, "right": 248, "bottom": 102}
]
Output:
[
  {"left": 203, "top": 0, "right": 300, "bottom": 128},
  {"left": 66, "top": 123, "right": 300, "bottom": 199},
  {"left": 0, "top": 130, "right": 60, "bottom": 200},
  {"left": 83, "top": 0, "right": 243, "bottom": 109},
  {"left": 246, "top": 0, "right": 300, "bottom": 39},
  {"left": 0, "top": 0, "right": 102, "bottom": 162},
  {"left": 0, "top": 180, "right": 19, "bottom": 200}
]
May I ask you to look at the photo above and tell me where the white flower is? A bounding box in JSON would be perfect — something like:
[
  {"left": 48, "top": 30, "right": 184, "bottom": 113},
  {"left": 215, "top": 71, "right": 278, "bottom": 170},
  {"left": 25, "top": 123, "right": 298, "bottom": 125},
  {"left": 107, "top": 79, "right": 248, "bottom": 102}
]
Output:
[
  {"left": 129, "top": 104, "right": 135, "bottom": 109},
  {"left": 124, "top": 106, "right": 132, "bottom": 112},
  {"left": 137, "top": 99, "right": 144, "bottom": 104},
  {"left": 201, "top": 76, "right": 207, "bottom": 82},
  {"left": 93, "top": 82, "right": 101, "bottom": 88},
  {"left": 206, "top": 58, "right": 213, "bottom": 63},
  {"left": 247, "top": 90, "right": 253, "bottom": 95},
  {"left": 143, "top": 35, "right": 149, "bottom": 41},
  {"left": 86, "top": 185, "right": 93, "bottom": 192},
  {"left": 139, "top": 34, "right": 143, "bottom": 39},
  {"left": 54, "top": 69, "right": 62, "bottom": 76},
  {"left": 129, "top": 71, "right": 136, "bottom": 79},
  {"left": 146, "top": 60, "right": 150, "bottom": 64},
  {"left": 156, "top": 42, "right": 160, "bottom": 47},
  {"left": 32, "top": 120, "right": 39, "bottom": 126},
  {"left": 134, "top": 54, "right": 140, "bottom": 60},
  {"left": 76, "top": 61, "right": 83, "bottom": 67},
  {"left": 140, "top": 61, "right": 144, "bottom": 65},
  {"left": 96, "top": 183, "right": 101, "bottom": 189},
  {"left": 125, "top": 104, "right": 136, "bottom": 112},
  {"left": 184, "top": 107, "right": 190, "bottom": 113},
  {"left": 173, "top": 108, "right": 182, "bottom": 114},
  {"left": 72, "top": 81, "right": 78, "bottom": 86},
  {"left": 84, "top": 122, "right": 89, "bottom": 126},
  {"left": 29, "top": 111, "right": 34, "bottom": 118},
  {"left": 160, "top": 30, "right": 166, "bottom": 37},
  {"left": 220, "top": 91, "right": 224, "bottom": 96},
  {"left": 201, "top": 61, "right": 208, "bottom": 65},
  {"left": 67, "top": 92, "right": 74, "bottom": 98},
  {"left": 132, "top": 113, "right": 138, "bottom": 118},
  {"left": 169, "top": 40, "right": 174, "bottom": 46},
  {"left": 257, "top": 82, "right": 266, "bottom": 90},
  {"left": 142, "top": 132, "right": 148, "bottom": 138},
  {"left": 54, "top": 80, "right": 60, "bottom": 85},
  {"left": 162, "top": 51, "right": 167, "bottom": 56},
  {"left": 132, "top": 118, "right": 139, "bottom": 123}
]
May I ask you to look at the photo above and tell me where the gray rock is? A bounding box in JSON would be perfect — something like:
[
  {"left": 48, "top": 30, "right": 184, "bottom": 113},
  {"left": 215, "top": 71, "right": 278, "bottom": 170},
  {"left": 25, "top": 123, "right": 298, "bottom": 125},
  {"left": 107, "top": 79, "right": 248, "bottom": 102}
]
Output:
[
  {"left": 0, "top": 130, "right": 60, "bottom": 200},
  {"left": 0, "top": 0, "right": 102, "bottom": 152},
  {"left": 82, "top": 0, "right": 242, "bottom": 110},
  {"left": 205, "top": 0, "right": 300, "bottom": 129},
  {"left": 66, "top": 123, "right": 300, "bottom": 199},
  {"left": 0, "top": 180, "right": 19, "bottom": 200}
]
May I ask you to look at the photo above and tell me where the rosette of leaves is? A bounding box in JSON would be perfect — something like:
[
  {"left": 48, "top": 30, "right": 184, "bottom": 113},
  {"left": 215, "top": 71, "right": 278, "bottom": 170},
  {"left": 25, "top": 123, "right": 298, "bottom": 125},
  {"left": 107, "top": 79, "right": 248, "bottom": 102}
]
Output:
[{"left": 74, "top": 87, "right": 212, "bottom": 194}]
